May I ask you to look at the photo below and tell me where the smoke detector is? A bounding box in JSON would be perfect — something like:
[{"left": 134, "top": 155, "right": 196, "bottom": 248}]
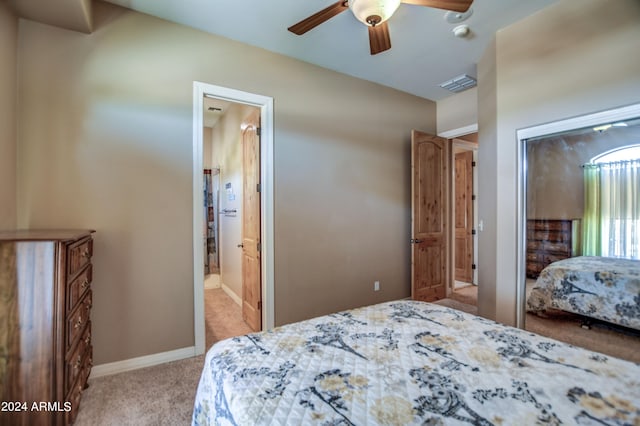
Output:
[{"left": 452, "top": 24, "right": 469, "bottom": 38}]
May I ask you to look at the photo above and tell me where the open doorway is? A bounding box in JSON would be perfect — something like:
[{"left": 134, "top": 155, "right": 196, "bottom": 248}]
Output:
[
  {"left": 411, "top": 129, "right": 479, "bottom": 315},
  {"left": 448, "top": 133, "right": 478, "bottom": 311},
  {"left": 424, "top": 129, "right": 478, "bottom": 315},
  {"left": 192, "top": 82, "right": 274, "bottom": 356},
  {"left": 202, "top": 98, "right": 259, "bottom": 349}
]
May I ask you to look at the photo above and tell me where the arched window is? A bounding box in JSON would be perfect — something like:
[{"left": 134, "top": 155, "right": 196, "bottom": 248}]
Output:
[
  {"left": 591, "top": 144, "right": 640, "bottom": 164},
  {"left": 583, "top": 145, "right": 640, "bottom": 259}
]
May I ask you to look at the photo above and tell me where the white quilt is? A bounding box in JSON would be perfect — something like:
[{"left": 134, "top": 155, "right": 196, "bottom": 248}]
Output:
[{"left": 193, "top": 300, "right": 640, "bottom": 425}]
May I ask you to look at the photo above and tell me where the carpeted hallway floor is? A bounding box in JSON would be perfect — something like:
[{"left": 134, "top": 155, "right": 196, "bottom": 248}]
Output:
[
  {"left": 75, "top": 288, "right": 251, "bottom": 425},
  {"left": 204, "top": 288, "right": 254, "bottom": 348}
]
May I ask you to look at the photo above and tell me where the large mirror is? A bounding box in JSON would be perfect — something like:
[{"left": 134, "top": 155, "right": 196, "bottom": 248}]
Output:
[{"left": 517, "top": 103, "right": 640, "bottom": 363}]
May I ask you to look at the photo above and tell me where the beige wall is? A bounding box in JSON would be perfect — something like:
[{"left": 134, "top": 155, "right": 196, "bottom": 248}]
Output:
[
  {"left": 15, "top": 2, "right": 436, "bottom": 364},
  {"left": 477, "top": 38, "right": 498, "bottom": 320},
  {"left": 8, "top": 0, "right": 92, "bottom": 33},
  {"left": 211, "top": 103, "right": 259, "bottom": 301},
  {"left": 436, "top": 87, "right": 478, "bottom": 134},
  {"left": 0, "top": 2, "right": 17, "bottom": 230},
  {"left": 526, "top": 127, "right": 638, "bottom": 220},
  {"left": 478, "top": 0, "right": 640, "bottom": 325}
]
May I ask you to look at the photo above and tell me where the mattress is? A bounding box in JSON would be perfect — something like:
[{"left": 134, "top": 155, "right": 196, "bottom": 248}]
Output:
[
  {"left": 527, "top": 256, "right": 640, "bottom": 330},
  {"left": 193, "top": 300, "right": 640, "bottom": 425}
]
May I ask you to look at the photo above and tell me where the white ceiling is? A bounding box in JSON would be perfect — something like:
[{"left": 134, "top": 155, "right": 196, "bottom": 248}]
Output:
[
  {"left": 203, "top": 97, "right": 231, "bottom": 128},
  {"left": 102, "top": 0, "right": 558, "bottom": 101}
]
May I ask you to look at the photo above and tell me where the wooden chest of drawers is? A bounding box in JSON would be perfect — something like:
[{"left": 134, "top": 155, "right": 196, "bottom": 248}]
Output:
[
  {"left": 0, "top": 230, "right": 95, "bottom": 426},
  {"left": 526, "top": 220, "right": 572, "bottom": 278}
]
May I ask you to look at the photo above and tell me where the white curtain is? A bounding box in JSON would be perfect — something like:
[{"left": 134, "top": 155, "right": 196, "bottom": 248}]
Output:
[{"left": 584, "top": 159, "right": 640, "bottom": 259}]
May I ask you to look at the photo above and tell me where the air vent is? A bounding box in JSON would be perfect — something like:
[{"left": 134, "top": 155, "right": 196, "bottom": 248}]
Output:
[{"left": 439, "top": 74, "right": 477, "bottom": 93}]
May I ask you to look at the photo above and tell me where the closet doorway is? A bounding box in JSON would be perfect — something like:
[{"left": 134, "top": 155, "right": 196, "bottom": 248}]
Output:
[{"left": 192, "top": 82, "right": 274, "bottom": 355}]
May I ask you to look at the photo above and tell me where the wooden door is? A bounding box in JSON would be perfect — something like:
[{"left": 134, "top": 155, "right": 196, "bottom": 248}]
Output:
[
  {"left": 454, "top": 150, "right": 474, "bottom": 283},
  {"left": 411, "top": 130, "right": 450, "bottom": 302},
  {"left": 241, "top": 109, "right": 261, "bottom": 331}
]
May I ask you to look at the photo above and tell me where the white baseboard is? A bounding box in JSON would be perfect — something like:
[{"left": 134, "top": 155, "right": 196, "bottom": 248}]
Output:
[
  {"left": 90, "top": 346, "right": 196, "bottom": 379},
  {"left": 455, "top": 280, "right": 473, "bottom": 289},
  {"left": 221, "top": 283, "right": 242, "bottom": 306}
]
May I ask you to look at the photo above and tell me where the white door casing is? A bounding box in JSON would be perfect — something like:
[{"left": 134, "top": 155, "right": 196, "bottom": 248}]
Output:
[{"left": 192, "top": 81, "right": 274, "bottom": 355}]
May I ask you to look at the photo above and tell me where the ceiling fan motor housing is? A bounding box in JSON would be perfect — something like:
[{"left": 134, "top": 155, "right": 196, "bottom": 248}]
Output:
[{"left": 348, "top": 0, "right": 401, "bottom": 26}]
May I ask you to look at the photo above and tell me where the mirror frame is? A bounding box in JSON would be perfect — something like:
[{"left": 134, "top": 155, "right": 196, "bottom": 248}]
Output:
[{"left": 515, "top": 102, "right": 640, "bottom": 329}]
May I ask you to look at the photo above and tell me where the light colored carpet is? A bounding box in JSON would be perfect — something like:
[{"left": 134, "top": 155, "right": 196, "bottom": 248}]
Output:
[
  {"left": 204, "top": 288, "right": 253, "bottom": 348},
  {"left": 76, "top": 288, "right": 252, "bottom": 425},
  {"left": 526, "top": 309, "right": 640, "bottom": 363},
  {"left": 74, "top": 355, "right": 204, "bottom": 426},
  {"left": 433, "top": 285, "right": 479, "bottom": 315},
  {"left": 432, "top": 298, "right": 478, "bottom": 315},
  {"left": 437, "top": 284, "right": 640, "bottom": 363},
  {"left": 448, "top": 285, "right": 478, "bottom": 306}
]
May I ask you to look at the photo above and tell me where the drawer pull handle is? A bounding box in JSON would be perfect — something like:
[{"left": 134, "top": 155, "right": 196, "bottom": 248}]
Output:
[
  {"left": 81, "top": 279, "right": 89, "bottom": 289},
  {"left": 74, "top": 317, "right": 83, "bottom": 329},
  {"left": 81, "top": 250, "right": 90, "bottom": 258},
  {"left": 75, "top": 355, "right": 82, "bottom": 369},
  {"left": 84, "top": 335, "right": 91, "bottom": 345}
]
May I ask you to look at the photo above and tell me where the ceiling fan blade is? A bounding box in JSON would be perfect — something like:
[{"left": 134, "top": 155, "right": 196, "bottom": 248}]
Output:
[
  {"left": 400, "top": 0, "right": 472, "bottom": 13},
  {"left": 288, "top": 1, "right": 349, "bottom": 35},
  {"left": 369, "top": 22, "right": 391, "bottom": 55}
]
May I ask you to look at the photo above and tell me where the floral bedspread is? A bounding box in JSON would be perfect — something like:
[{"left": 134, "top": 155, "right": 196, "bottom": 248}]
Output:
[
  {"left": 527, "top": 256, "right": 640, "bottom": 330},
  {"left": 192, "top": 300, "right": 640, "bottom": 425}
]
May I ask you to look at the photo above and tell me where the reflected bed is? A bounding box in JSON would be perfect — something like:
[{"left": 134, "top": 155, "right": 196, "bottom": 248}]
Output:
[
  {"left": 192, "top": 300, "right": 640, "bottom": 425},
  {"left": 527, "top": 256, "right": 640, "bottom": 331}
]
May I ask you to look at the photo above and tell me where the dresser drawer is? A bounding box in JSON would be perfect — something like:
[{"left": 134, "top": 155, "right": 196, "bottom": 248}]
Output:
[
  {"left": 544, "top": 253, "right": 570, "bottom": 264},
  {"left": 526, "top": 251, "right": 540, "bottom": 262},
  {"left": 67, "top": 265, "right": 92, "bottom": 313},
  {"left": 65, "top": 351, "right": 92, "bottom": 426},
  {"left": 540, "top": 241, "right": 571, "bottom": 253},
  {"left": 67, "top": 237, "right": 93, "bottom": 278},
  {"left": 526, "top": 263, "right": 543, "bottom": 278},
  {"left": 67, "top": 291, "right": 92, "bottom": 349},
  {"left": 527, "top": 220, "right": 572, "bottom": 232},
  {"left": 528, "top": 230, "right": 570, "bottom": 242},
  {"left": 66, "top": 322, "right": 91, "bottom": 391}
]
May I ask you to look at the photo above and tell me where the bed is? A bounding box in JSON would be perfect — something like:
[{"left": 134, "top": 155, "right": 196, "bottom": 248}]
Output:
[
  {"left": 527, "top": 256, "right": 640, "bottom": 330},
  {"left": 192, "top": 300, "right": 640, "bottom": 425}
]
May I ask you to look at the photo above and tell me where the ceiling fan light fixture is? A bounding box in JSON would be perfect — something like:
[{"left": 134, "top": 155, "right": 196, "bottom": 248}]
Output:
[{"left": 349, "top": 0, "right": 401, "bottom": 26}]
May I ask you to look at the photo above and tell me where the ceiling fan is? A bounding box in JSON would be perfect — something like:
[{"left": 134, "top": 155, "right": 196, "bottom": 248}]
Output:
[{"left": 288, "top": 0, "right": 473, "bottom": 55}]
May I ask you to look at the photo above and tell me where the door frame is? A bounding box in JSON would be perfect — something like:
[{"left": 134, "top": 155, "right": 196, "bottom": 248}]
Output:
[
  {"left": 438, "top": 125, "right": 478, "bottom": 294},
  {"left": 515, "top": 102, "right": 640, "bottom": 329},
  {"left": 192, "top": 81, "right": 274, "bottom": 355}
]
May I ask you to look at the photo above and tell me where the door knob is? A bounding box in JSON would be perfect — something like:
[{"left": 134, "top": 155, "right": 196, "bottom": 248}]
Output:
[
  {"left": 410, "top": 239, "right": 424, "bottom": 244},
  {"left": 237, "top": 243, "right": 244, "bottom": 248}
]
